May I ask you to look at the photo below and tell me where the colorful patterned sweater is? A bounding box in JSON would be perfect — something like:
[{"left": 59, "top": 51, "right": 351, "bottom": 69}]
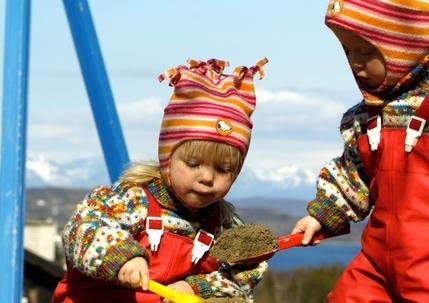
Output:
[
  {"left": 307, "top": 76, "right": 429, "bottom": 232},
  {"left": 62, "top": 178, "right": 267, "bottom": 301}
]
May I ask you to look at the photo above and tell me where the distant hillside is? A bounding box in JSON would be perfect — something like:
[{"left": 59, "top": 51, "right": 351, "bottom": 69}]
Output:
[
  {"left": 26, "top": 187, "right": 89, "bottom": 228},
  {"left": 26, "top": 187, "right": 363, "bottom": 243}
]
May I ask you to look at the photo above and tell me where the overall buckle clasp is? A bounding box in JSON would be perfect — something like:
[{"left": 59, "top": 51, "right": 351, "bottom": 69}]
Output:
[
  {"left": 405, "top": 115, "right": 426, "bottom": 152},
  {"left": 191, "top": 229, "right": 214, "bottom": 264},
  {"left": 146, "top": 216, "right": 164, "bottom": 251},
  {"left": 367, "top": 115, "right": 381, "bottom": 151}
]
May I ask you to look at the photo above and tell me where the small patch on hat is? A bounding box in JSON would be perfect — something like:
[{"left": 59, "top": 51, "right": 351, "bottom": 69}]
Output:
[
  {"left": 330, "top": 0, "right": 343, "bottom": 16},
  {"left": 216, "top": 119, "right": 233, "bottom": 136}
]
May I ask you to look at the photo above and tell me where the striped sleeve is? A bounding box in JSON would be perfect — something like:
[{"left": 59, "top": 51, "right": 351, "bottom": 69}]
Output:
[
  {"left": 62, "top": 182, "right": 150, "bottom": 280},
  {"left": 307, "top": 103, "right": 372, "bottom": 232},
  {"left": 185, "top": 262, "right": 268, "bottom": 301}
]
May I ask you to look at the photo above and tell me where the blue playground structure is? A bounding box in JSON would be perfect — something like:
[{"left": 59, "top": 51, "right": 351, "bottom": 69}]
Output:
[{"left": 0, "top": 0, "right": 130, "bottom": 301}]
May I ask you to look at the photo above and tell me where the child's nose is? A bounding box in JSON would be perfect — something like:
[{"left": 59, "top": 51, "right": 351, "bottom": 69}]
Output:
[{"left": 198, "top": 167, "right": 215, "bottom": 185}]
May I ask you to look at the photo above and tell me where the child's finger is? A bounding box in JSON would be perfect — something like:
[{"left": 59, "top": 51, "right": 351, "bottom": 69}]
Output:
[
  {"left": 302, "top": 229, "right": 314, "bottom": 245},
  {"left": 129, "top": 270, "right": 142, "bottom": 287},
  {"left": 140, "top": 272, "right": 149, "bottom": 291}
]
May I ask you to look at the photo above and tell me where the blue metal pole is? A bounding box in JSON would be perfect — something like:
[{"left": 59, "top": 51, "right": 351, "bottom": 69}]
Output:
[
  {"left": 63, "top": 0, "right": 130, "bottom": 182},
  {"left": 0, "top": 0, "right": 31, "bottom": 302}
]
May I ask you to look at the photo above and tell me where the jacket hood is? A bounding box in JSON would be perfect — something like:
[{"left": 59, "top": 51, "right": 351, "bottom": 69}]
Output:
[{"left": 325, "top": 0, "right": 429, "bottom": 105}]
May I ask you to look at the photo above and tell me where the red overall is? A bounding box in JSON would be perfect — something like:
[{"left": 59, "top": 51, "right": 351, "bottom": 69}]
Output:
[
  {"left": 52, "top": 186, "right": 219, "bottom": 303},
  {"left": 328, "top": 100, "right": 429, "bottom": 302}
]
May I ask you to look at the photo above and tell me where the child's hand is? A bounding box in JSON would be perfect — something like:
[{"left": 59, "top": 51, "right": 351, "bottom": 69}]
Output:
[
  {"left": 162, "top": 281, "right": 194, "bottom": 303},
  {"left": 118, "top": 256, "right": 149, "bottom": 290},
  {"left": 292, "top": 215, "right": 322, "bottom": 245}
]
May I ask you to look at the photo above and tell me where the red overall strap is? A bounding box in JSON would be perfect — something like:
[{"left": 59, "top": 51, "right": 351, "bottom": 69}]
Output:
[
  {"left": 145, "top": 186, "right": 162, "bottom": 217},
  {"left": 414, "top": 93, "right": 429, "bottom": 121},
  {"left": 405, "top": 93, "right": 429, "bottom": 152}
]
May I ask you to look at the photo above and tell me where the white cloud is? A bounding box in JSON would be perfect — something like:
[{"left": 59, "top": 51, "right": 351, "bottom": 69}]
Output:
[
  {"left": 118, "top": 98, "right": 163, "bottom": 122},
  {"left": 243, "top": 88, "right": 346, "bottom": 175},
  {"left": 252, "top": 163, "right": 317, "bottom": 185},
  {"left": 254, "top": 165, "right": 301, "bottom": 184},
  {"left": 255, "top": 88, "right": 347, "bottom": 123},
  {"left": 27, "top": 154, "right": 59, "bottom": 182}
]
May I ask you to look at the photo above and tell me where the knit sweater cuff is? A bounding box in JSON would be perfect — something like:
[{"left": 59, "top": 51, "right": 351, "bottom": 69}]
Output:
[
  {"left": 98, "top": 240, "right": 149, "bottom": 280},
  {"left": 184, "top": 275, "right": 214, "bottom": 299},
  {"left": 307, "top": 197, "right": 349, "bottom": 232}
]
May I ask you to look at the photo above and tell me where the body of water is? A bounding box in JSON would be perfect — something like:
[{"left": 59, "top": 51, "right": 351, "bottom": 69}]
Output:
[{"left": 268, "top": 243, "right": 361, "bottom": 270}]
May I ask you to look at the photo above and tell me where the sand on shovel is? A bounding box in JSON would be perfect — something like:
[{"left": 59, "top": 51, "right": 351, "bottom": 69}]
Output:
[
  {"left": 210, "top": 224, "right": 278, "bottom": 263},
  {"left": 205, "top": 297, "right": 247, "bottom": 303}
]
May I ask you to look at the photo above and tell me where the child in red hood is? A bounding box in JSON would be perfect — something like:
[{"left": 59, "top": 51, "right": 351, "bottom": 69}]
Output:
[{"left": 292, "top": 0, "right": 429, "bottom": 301}]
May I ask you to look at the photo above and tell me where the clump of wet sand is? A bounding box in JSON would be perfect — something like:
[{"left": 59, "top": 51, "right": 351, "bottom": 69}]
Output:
[{"left": 210, "top": 224, "right": 278, "bottom": 263}]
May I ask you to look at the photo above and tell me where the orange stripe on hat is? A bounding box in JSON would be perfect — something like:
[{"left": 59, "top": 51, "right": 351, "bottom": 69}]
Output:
[
  {"left": 387, "top": 0, "right": 429, "bottom": 11},
  {"left": 342, "top": 6, "right": 429, "bottom": 36},
  {"left": 378, "top": 45, "right": 427, "bottom": 61}
]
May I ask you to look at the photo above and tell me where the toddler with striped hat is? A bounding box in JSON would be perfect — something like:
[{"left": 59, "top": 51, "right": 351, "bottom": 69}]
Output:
[
  {"left": 52, "top": 58, "right": 268, "bottom": 303},
  {"left": 291, "top": 0, "right": 429, "bottom": 301}
]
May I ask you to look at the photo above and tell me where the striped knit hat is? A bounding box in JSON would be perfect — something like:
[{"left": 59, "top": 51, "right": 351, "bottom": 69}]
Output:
[
  {"left": 325, "top": 0, "right": 429, "bottom": 104},
  {"left": 158, "top": 58, "right": 268, "bottom": 183}
]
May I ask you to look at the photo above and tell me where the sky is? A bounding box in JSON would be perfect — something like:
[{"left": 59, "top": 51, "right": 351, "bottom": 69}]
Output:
[{"left": 0, "top": 1, "right": 363, "bottom": 191}]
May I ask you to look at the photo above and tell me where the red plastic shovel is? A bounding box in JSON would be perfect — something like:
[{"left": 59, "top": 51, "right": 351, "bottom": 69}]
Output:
[{"left": 230, "top": 226, "right": 350, "bottom": 264}]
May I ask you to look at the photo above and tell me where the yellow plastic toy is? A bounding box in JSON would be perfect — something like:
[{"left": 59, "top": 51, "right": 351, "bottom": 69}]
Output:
[{"left": 145, "top": 279, "right": 205, "bottom": 303}]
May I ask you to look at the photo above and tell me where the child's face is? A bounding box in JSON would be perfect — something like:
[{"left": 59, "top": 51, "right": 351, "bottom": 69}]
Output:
[
  {"left": 168, "top": 143, "right": 235, "bottom": 212},
  {"left": 331, "top": 25, "right": 386, "bottom": 89}
]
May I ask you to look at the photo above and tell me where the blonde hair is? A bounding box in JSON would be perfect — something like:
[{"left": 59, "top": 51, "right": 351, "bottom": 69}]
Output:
[
  {"left": 120, "top": 140, "right": 243, "bottom": 225},
  {"left": 120, "top": 161, "right": 161, "bottom": 184}
]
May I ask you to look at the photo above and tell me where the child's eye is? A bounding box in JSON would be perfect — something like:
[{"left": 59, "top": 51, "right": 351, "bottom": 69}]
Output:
[
  {"left": 184, "top": 159, "right": 200, "bottom": 167},
  {"left": 216, "top": 165, "right": 232, "bottom": 174}
]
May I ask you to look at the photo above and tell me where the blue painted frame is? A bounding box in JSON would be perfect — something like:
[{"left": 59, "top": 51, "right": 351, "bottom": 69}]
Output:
[
  {"left": 0, "top": 0, "right": 131, "bottom": 301},
  {"left": 0, "top": 0, "right": 31, "bottom": 302},
  {"left": 63, "top": 0, "right": 130, "bottom": 182}
]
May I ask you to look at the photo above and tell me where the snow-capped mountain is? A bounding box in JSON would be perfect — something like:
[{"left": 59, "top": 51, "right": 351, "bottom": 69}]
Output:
[
  {"left": 26, "top": 155, "right": 109, "bottom": 188},
  {"left": 229, "top": 165, "right": 317, "bottom": 200},
  {"left": 25, "top": 155, "right": 316, "bottom": 200}
]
